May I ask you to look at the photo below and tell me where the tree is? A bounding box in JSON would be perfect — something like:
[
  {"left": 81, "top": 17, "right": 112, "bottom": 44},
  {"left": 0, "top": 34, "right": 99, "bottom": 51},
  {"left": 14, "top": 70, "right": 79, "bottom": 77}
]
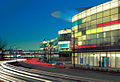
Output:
[{"left": 0, "top": 37, "right": 7, "bottom": 60}]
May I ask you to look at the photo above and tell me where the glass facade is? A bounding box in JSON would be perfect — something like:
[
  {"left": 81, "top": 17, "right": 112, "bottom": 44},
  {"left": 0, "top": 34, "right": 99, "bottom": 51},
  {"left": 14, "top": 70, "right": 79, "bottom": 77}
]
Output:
[
  {"left": 58, "top": 29, "right": 72, "bottom": 52},
  {"left": 71, "top": 0, "right": 120, "bottom": 68},
  {"left": 59, "top": 33, "right": 71, "bottom": 41},
  {"left": 72, "top": 52, "right": 120, "bottom": 68},
  {"left": 72, "top": 0, "right": 120, "bottom": 49}
]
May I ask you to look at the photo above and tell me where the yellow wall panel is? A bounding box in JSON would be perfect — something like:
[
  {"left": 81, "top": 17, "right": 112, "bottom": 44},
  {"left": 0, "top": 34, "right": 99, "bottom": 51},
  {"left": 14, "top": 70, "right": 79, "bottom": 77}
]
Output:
[
  {"left": 97, "top": 27, "right": 103, "bottom": 33},
  {"left": 77, "top": 32, "right": 82, "bottom": 36},
  {"left": 86, "top": 30, "right": 91, "bottom": 34},
  {"left": 91, "top": 28, "right": 97, "bottom": 34}
]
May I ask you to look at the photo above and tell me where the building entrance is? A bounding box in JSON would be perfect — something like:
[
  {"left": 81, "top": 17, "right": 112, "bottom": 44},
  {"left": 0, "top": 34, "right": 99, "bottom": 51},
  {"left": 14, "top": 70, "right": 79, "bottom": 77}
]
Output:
[{"left": 102, "top": 57, "right": 109, "bottom": 67}]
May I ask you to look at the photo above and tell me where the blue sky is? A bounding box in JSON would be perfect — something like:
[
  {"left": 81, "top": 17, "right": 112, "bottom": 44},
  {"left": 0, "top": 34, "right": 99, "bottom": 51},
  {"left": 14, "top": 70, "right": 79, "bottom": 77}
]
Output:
[{"left": 0, "top": 0, "right": 110, "bottom": 50}]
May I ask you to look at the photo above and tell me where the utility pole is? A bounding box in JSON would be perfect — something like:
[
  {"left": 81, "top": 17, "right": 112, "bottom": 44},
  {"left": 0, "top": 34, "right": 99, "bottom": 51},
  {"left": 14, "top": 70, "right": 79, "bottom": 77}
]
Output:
[
  {"left": 49, "top": 40, "right": 52, "bottom": 62},
  {"left": 72, "top": 30, "right": 75, "bottom": 68}
]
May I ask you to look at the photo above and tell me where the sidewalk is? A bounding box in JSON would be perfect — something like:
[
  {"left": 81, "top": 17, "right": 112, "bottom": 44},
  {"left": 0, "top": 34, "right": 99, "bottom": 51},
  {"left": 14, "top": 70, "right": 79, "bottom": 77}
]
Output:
[
  {"left": 19, "top": 61, "right": 120, "bottom": 82},
  {"left": 66, "top": 63, "right": 120, "bottom": 73}
]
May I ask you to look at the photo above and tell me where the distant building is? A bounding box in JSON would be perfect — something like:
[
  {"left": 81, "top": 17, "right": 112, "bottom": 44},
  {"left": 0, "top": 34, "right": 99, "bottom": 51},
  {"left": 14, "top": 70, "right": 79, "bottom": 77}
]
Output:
[
  {"left": 40, "top": 38, "right": 59, "bottom": 57},
  {"left": 71, "top": 0, "right": 120, "bottom": 68},
  {"left": 58, "top": 29, "right": 72, "bottom": 57}
]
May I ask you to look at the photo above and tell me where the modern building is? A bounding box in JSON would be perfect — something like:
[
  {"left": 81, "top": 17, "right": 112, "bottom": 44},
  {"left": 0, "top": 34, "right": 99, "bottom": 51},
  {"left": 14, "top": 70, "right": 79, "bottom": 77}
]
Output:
[
  {"left": 58, "top": 29, "right": 72, "bottom": 57},
  {"left": 71, "top": 0, "right": 120, "bottom": 68},
  {"left": 40, "top": 38, "right": 59, "bottom": 57}
]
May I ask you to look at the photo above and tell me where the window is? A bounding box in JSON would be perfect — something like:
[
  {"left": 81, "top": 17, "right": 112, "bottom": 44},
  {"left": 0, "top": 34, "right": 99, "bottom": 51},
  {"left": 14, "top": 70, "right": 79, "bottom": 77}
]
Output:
[
  {"left": 60, "top": 44, "right": 68, "bottom": 47},
  {"left": 103, "top": 31, "right": 111, "bottom": 37},
  {"left": 111, "top": 30, "right": 119, "bottom": 37},
  {"left": 86, "top": 16, "right": 91, "bottom": 22},
  {"left": 103, "top": 16, "right": 110, "bottom": 23},
  {"left": 91, "top": 14, "right": 97, "bottom": 20},
  {"left": 104, "top": 37, "right": 111, "bottom": 43},
  {"left": 91, "top": 39, "right": 97, "bottom": 44},
  {"left": 82, "top": 30, "right": 86, "bottom": 35},
  {"left": 103, "top": 10, "right": 110, "bottom": 17},
  {"left": 91, "top": 20, "right": 97, "bottom": 25},
  {"left": 86, "top": 22, "right": 91, "bottom": 27},
  {"left": 59, "top": 33, "right": 71, "bottom": 41},
  {"left": 91, "top": 34, "right": 97, "bottom": 39},
  {"left": 111, "top": 14, "right": 118, "bottom": 21},
  {"left": 72, "top": 21, "right": 78, "bottom": 27},
  {"left": 91, "top": 25, "right": 97, "bottom": 29},
  {"left": 82, "top": 18, "right": 86, "bottom": 23},
  {"left": 97, "top": 12, "right": 102, "bottom": 18},
  {"left": 99, "top": 32, "right": 104, "bottom": 38},
  {"left": 97, "top": 18, "right": 102, "bottom": 24},
  {"left": 78, "top": 19, "right": 82, "bottom": 24},
  {"left": 87, "top": 34, "right": 91, "bottom": 40},
  {"left": 111, "top": 7, "right": 118, "bottom": 15}
]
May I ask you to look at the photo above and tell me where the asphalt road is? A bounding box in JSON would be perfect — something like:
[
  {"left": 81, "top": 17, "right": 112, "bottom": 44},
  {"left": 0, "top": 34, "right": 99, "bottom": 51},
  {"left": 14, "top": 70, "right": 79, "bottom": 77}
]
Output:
[
  {"left": 19, "top": 61, "right": 120, "bottom": 82},
  {"left": 0, "top": 60, "right": 78, "bottom": 82}
]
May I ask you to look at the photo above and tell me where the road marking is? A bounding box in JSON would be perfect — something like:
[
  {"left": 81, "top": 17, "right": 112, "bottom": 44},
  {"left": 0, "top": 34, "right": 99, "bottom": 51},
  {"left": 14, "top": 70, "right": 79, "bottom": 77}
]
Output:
[{"left": 1, "top": 64, "right": 52, "bottom": 82}]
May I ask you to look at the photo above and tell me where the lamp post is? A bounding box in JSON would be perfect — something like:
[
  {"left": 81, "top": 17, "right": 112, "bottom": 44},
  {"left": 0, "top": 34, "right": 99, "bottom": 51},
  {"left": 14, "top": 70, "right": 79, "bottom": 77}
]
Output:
[
  {"left": 72, "top": 30, "right": 75, "bottom": 68},
  {"left": 43, "top": 42, "right": 46, "bottom": 57}
]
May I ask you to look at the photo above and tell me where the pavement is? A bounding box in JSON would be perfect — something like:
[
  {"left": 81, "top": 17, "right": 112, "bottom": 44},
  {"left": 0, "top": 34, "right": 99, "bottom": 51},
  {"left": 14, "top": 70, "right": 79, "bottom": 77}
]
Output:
[{"left": 19, "top": 61, "right": 120, "bottom": 82}]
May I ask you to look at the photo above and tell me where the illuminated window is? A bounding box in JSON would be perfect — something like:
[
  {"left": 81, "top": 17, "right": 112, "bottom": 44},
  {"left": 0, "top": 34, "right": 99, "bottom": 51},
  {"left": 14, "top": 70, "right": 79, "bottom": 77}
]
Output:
[
  {"left": 104, "top": 37, "right": 111, "bottom": 43},
  {"left": 78, "top": 37, "right": 82, "bottom": 41},
  {"left": 111, "top": 24, "right": 119, "bottom": 31},
  {"left": 91, "top": 20, "right": 96, "bottom": 25},
  {"left": 82, "top": 11, "right": 86, "bottom": 18},
  {"left": 78, "top": 19, "right": 82, "bottom": 24},
  {"left": 97, "top": 12, "right": 102, "bottom": 18},
  {"left": 72, "top": 21, "right": 78, "bottom": 27},
  {"left": 111, "top": 30, "right": 119, "bottom": 37},
  {"left": 82, "top": 18, "right": 86, "bottom": 23},
  {"left": 97, "top": 5, "right": 103, "bottom": 12},
  {"left": 78, "top": 13, "right": 82, "bottom": 19},
  {"left": 78, "top": 41, "right": 82, "bottom": 46},
  {"left": 91, "top": 14, "right": 97, "bottom": 20},
  {"left": 103, "top": 2, "right": 110, "bottom": 11},
  {"left": 111, "top": 14, "right": 118, "bottom": 21},
  {"left": 111, "top": 1, "right": 118, "bottom": 8},
  {"left": 97, "top": 34, "right": 99, "bottom": 38},
  {"left": 87, "top": 34, "right": 91, "bottom": 40},
  {"left": 91, "top": 7, "right": 96, "bottom": 15},
  {"left": 99, "top": 32, "right": 104, "bottom": 38},
  {"left": 86, "top": 16, "right": 91, "bottom": 22},
  {"left": 86, "top": 9, "right": 91, "bottom": 16},
  {"left": 97, "top": 38, "right": 101, "bottom": 44},
  {"left": 81, "top": 23, "right": 86, "bottom": 28},
  {"left": 111, "top": 36, "right": 117, "bottom": 43},
  {"left": 103, "top": 31, "right": 111, "bottom": 38},
  {"left": 91, "top": 34, "right": 97, "bottom": 39},
  {"left": 82, "top": 35, "right": 86, "bottom": 40},
  {"left": 91, "top": 25, "right": 97, "bottom": 29},
  {"left": 103, "top": 16, "right": 110, "bottom": 23},
  {"left": 97, "top": 18, "right": 102, "bottom": 24},
  {"left": 111, "top": 7, "right": 118, "bottom": 15},
  {"left": 91, "top": 39, "right": 97, "bottom": 44},
  {"left": 86, "top": 22, "right": 90, "bottom": 27},
  {"left": 103, "top": 10, "right": 110, "bottom": 17},
  {"left": 72, "top": 15, "right": 78, "bottom": 22}
]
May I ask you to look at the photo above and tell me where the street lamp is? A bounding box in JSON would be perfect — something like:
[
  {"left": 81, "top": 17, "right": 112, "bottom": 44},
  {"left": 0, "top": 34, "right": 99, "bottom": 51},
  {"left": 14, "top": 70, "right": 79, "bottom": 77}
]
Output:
[
  {"left": 43, "top": 39, "right": 47, "bottom": 58},
  {"left": 72, "top": 30, "right": 75, "bottom": 68}
]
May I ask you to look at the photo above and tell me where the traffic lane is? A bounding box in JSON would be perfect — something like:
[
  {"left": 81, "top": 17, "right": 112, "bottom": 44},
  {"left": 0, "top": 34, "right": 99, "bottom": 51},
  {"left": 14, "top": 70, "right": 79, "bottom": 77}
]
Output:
[
  {"left": 0, "top": 65, "right": 52, "bottom": 82},
  {"left": 19, "top": 62, "right": 109, "bottom": 82},
  {"left": 5, "top": 63, "right": 76, "bottom": 82},
  {"left": 19, "top": 61, "right": 120, "bottom": 82}
]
